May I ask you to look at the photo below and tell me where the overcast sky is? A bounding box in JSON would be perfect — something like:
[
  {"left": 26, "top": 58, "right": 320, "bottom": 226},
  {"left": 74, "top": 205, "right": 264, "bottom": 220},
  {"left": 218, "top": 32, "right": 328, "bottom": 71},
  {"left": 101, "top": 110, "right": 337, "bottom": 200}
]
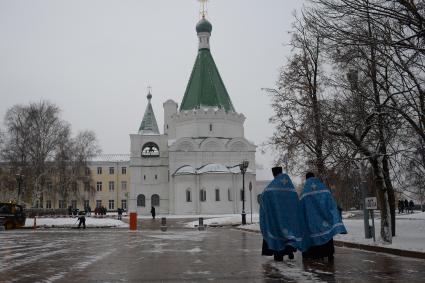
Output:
[{"left": 0, "top": 0, "right": 305, "bottom": 180}]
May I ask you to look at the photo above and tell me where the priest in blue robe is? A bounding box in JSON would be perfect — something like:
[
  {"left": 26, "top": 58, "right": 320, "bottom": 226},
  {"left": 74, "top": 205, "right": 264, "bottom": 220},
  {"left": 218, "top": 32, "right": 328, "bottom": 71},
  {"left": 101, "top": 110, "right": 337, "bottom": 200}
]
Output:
[
  {"left": 300, "top": 172, "right": 347, "bottom": 261},
  {"left": 260, "top": 167, "right": 304, "bottom": 261}
]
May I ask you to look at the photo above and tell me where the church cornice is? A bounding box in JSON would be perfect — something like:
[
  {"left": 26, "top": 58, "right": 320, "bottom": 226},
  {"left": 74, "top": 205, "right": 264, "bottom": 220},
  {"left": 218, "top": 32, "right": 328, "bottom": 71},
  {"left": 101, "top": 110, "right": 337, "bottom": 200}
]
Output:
[{"left": 172, "top": 107, "right": 245, "bottom": 123}]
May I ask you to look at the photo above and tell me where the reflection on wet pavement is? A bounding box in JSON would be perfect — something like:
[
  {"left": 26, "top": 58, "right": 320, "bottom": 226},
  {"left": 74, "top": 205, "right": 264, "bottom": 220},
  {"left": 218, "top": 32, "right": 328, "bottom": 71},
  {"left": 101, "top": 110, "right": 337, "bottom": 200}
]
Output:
[{"left": 1, "top": 228, "right": 425, "bottom": 282}]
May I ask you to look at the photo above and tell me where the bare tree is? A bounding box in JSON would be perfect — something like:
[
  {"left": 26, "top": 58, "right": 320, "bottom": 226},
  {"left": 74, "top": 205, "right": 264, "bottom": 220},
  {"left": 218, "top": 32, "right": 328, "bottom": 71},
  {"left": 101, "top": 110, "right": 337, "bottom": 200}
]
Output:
[
  {"left": 266, "top": 12, "right": 333, "bottom": 181},
  {"left": 1, "top": 101, "right": 100, "bottom": 207}
]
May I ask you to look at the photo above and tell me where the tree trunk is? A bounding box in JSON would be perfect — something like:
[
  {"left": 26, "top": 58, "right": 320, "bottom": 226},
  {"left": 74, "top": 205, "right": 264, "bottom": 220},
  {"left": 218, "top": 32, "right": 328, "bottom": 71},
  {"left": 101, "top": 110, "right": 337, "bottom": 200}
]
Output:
[
  {"left": 382, "top": 155, "right": 396, "bottom": 236},
  {"left": 371, "top": 158, "right": 392, "bottom": 243}
]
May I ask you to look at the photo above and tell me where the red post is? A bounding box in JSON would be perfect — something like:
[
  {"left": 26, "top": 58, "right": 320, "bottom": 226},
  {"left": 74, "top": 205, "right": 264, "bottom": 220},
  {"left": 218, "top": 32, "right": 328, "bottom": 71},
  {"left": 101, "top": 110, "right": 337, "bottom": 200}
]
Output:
[{"left": 129, "top": 212, "right": 137, "bottom": 230}]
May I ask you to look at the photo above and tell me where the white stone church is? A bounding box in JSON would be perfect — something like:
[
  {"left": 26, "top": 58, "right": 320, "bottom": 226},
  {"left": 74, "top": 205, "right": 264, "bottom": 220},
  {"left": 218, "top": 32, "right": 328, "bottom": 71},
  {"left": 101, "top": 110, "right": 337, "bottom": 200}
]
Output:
[{"left": 129, "top": 15, "right": 257, "bottom": 215}]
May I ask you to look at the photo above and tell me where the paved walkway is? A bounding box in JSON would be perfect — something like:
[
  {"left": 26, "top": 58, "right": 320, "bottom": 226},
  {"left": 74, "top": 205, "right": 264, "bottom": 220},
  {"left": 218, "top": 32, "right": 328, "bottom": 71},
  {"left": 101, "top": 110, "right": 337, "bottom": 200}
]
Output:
[{"left": 2, "top": 227, "right": 425, "bottom": 282}]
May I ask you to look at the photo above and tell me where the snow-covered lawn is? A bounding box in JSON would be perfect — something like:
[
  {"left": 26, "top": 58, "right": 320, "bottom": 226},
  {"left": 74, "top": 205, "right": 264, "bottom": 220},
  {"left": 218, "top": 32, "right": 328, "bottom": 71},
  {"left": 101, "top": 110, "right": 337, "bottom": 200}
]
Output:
[
  {"left": 185, "top": 211, "right": 425, "bottom": 253},
  {"left": 335, "top": 211, "right": 425, "bottom": 253},
  {"left": 24, "top": 217, "right": 129, "bottom": 228}
]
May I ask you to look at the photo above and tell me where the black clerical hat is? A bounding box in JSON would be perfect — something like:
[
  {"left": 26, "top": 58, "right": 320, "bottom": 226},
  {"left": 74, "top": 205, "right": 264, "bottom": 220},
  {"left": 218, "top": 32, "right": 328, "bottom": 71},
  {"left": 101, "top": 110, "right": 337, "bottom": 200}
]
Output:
[{"left": 272, "top": 166, "right": 283, "bottom": 177}]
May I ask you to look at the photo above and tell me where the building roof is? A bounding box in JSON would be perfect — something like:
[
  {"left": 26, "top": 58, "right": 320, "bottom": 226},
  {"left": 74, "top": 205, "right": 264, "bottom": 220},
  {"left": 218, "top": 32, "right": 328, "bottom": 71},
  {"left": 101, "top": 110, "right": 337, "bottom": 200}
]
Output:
[
  {"left": 138, "top": 92, "right": 160, "bottom": 135},
  {"left": 89, "top": 154, "right": 130, "bottom": 162},
  {"left": 179, "top": 19, "right": 235, "bottom": 112},
  {"left": 173, "top": 163, "right": 253, "bottom": 176}
]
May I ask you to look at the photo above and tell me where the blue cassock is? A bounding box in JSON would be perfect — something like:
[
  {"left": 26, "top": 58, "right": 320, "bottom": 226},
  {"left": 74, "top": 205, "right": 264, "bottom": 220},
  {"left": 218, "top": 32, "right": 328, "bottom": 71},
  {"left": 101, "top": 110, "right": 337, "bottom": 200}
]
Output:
[
  {"left": 300, "top": 177, "right": 347, "bottom": 248},
  {"left": 260, "top": 173, "right": 304, "bottom": 252}
]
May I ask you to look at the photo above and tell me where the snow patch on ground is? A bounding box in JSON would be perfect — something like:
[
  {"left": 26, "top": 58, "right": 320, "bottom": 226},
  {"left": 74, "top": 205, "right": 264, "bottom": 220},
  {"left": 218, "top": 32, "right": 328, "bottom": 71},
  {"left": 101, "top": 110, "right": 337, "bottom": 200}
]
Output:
[
  {"left": 187, "top": 247, "right": 202, "bottom": 253},
  {"left": 184, "top": 270, "right": 211, "bottom": 275},
  {"left": 147, "top": 231, "right": 206, "bottom": 241},
  {"left": 186, "top": 212, "right": 425, "bottom": 253},
  {"left": 42, "top": 271, "right": 66, "bottom": 283},
  {"left": 185, "top": 214, "right": 260, "bottom": 228},
  {"left": 73, "top": 250, "right": 114, "bottom": 271},
  {"left": 24, "top": 217, "right": 129, "bottom": 228},
  {"left": 269, "top": 262, "right": 326, "bottom": 283}
]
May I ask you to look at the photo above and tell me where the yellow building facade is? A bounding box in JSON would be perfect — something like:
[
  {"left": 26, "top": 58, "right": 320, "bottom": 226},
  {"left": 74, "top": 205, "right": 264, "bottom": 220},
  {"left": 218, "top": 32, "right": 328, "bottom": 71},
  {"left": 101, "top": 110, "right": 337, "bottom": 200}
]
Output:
[{"left": 84, "top": 154, "right": 130, "bottom": 211}]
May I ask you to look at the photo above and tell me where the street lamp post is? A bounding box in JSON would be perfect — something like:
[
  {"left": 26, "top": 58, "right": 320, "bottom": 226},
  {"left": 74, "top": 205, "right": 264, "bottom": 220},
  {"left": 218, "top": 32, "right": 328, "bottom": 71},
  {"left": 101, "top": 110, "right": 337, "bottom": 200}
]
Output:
[
  {"left": 15, "top": 174, "right": 24, "bottom": 204},
  {"left": 249, "top": 181, "right": 253, "bottom": 224},
  {"left": 239, "top": 160, "right": 249, "bottom": 225}
]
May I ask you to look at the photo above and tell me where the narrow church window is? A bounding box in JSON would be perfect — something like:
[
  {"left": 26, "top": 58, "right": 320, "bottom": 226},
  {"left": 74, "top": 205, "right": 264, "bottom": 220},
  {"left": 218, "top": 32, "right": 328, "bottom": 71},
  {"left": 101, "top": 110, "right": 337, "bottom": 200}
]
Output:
[
  {"left": 200, "top": 189, "right": 206, "bottom": 202},
  {"left": 151, "top": 194, "right": 160, "bottom": 206},
  {"left": 155, "top": 174, "right": 158, "bottom": 180},
  {"left": 186, "top": 189, "right": 192, "bottom": 202},
  {"left": 144, "top": 175, "right": 146, "bottom": 180},
  {"left": 166, "top": 124, "right": 169, "bottom": 129},
  {"left": 209, "top": 124, "right": 213, "bottom": 131},
  {"left": 215, "top": 188, "right": 220, "bottom": 201},
  {"left": 228, "top": 188, "right": 233, "bottom": 201}
]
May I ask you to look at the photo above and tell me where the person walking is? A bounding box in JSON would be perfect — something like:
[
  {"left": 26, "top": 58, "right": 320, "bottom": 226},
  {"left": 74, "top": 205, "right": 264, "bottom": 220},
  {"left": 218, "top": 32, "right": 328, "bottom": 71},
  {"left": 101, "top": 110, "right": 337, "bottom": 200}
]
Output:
[
  {"left": 77, "top": 211, "right": 86, "bottom": 229},
  {"left": 398, "top": 200, "right": 403, "bottom": 214},
  {"left": 150, "top": 206, "right": 156, "bottom": 219},
  {"left": 260, "top": 166, "right": 304, "bottom": 261},
  {"left": 300, "top": 172, "right": 347, "bottom": 261},
  {"left": 409, "top": 200, "right": 415, "bottom": 214},
  {"left": 117, "top": 208, "right": 123, "bottom": 220},
  {"left": 404, "top": 199, "right": 409, "bottom": 214}
]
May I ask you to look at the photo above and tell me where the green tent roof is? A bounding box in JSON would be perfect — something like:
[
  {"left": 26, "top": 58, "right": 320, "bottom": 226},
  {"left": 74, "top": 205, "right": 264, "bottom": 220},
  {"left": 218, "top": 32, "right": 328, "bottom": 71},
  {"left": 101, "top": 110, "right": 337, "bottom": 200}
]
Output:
[{"left": 180, "top": 49, "right": 235, "bottom": 112}]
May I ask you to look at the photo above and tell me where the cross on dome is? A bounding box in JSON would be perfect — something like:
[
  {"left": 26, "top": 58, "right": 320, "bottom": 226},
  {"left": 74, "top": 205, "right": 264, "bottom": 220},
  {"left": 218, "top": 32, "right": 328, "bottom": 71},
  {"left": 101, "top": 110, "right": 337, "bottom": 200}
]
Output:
[{"left": 198, "top": 0, "right": 208, "bottom": 18}]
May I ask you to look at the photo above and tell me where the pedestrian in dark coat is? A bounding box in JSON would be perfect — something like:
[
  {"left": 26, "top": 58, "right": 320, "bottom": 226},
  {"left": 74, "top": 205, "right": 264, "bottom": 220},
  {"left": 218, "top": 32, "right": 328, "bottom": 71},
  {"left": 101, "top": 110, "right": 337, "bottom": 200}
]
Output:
[
  {"left": 404, "top": 199, "right": 409, "bottom": 213},
  {"left": 398, "top": 200, "right": 403, "bottom": 214},
  {"left": 409, "top": 200, "right": 415, "bottom": 213},
  {"left": 77, "top": 211, "right": 86, "bottom": 229},
  {"left": 117, "top": 208, "right": 123, "bottom": 220},
  {"left": 151, "top": 206, "right": 156, "bottom": 219}
]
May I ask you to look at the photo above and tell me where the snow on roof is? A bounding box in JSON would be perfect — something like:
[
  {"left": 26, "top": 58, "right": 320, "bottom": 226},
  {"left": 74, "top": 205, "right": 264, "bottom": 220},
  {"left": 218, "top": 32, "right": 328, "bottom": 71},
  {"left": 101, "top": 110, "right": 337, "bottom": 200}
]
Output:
[
  {"left": 228, "top": 165, "right": 254, "bottom": 174},
  {"left": 174, "top": 163, "right": 254, "bottom": 176},
  {"left": 173, "top": 165, "right": 196, "bottom": 175},
  {"left": 89, "top": 154, "right": 130, "bottom": 162},
  {"left": 197, "top": 163, "right": 229, "bottom": 174}
]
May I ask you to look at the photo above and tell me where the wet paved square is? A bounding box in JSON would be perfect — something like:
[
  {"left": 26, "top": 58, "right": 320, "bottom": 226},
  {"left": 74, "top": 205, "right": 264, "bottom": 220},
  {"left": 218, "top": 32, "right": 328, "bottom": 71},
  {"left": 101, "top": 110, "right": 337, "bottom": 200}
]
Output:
[{"left": 1, "top": 228, "right": 425, "bottom": 282}]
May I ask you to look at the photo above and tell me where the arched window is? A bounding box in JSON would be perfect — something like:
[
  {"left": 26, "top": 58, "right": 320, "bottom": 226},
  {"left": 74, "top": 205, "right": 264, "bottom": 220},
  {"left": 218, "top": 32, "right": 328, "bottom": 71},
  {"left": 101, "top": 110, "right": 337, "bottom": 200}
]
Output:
[
  {"left": 151, "top": 194, "right": 160, "bottom": 206},
  {"left": 186, "top": 188, "right": 192, "bottom": 202},
  {"left": 137, "top": 194, "right": 145, "bottom": 207},
  {"left": 215, "top": 188, "right": 220, "bottom": 201},
  {"left": 141, "top": 142, "right": 160, "bottom": 157}
]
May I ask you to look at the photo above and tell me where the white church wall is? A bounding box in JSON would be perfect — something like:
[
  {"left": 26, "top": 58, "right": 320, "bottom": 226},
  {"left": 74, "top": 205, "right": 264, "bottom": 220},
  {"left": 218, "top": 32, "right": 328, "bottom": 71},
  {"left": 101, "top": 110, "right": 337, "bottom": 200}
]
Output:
[
  {"left": 172, "top": 109, "right": 245, "bottom": 139},
  {"left": 173, "top": 175, "right": 197, "bottom": 214},
  {"left": 198, "top": 174, "right": 236, "bottom": 214}
]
